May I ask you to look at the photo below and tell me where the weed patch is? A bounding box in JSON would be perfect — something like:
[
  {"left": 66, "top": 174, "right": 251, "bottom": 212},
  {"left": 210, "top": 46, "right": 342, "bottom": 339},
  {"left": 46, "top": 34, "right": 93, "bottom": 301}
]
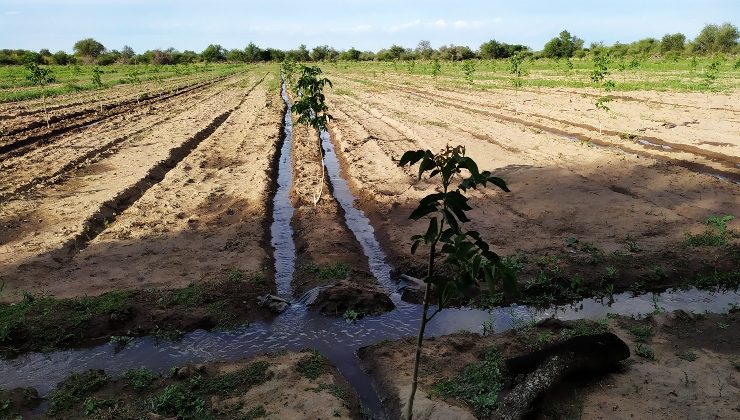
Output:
[
  {"left": 48, "top": 369, "right": 110, "bottom": 414},
  {"left": 296, "top": 350, "right": 327, "bottom": 380},
  {"left": 434, "top": 348, "right": 505, "bottom": 418}
]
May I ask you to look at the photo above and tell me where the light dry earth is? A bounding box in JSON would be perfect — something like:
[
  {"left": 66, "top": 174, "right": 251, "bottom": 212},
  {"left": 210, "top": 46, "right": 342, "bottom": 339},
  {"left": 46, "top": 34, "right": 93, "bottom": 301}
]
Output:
[
  {"left": 323, "top": 70, "right": 739, "bottom": 286},
  {"left": 0, "top": 71, "right": 283, "bottom": 300}
]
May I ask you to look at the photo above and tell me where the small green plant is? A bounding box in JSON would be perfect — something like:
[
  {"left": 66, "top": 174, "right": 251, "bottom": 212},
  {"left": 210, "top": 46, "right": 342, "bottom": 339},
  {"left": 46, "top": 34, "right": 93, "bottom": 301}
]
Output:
[
  {"left": 431, "top": 58, "right": 441, "bottom": 79},
  {"left": 125, "top": 367, "right": 159, "bottom": 391},
  {"left": 625, "top": 234, "right": 641, "bottom": 252},
  {"left": 48, "top": 369, "right": 110, "bottom": 414},
  {"left": 627, "top": 325, "right": 653, "bottom": 342},
  {"left": 110, "top": 335, "right": 134, "bottom": 350},
  {"left": 701, "top": 58, "right": 721, "bottom": 109},
  {"left": 399, "top": 145, "right": 514, "bottom": 419},
  {"left": 304, "top": 262, "right": 350, "bottom": 280},
  {"left": 685, "top": 214, "right": 735, "bottom": 247},
  {"left": 509, "top": 54, "right": 527, "bottom": 113},
  {"left": 434, "top": 348, "right": 504, "bottom": 418},
  {"left": 635, "top": 343, "right": 655, "bottom": 360},
  {"left": 91, "top": 67, "right": 104, "bottom": 88},
  {"left": 82, "top": 397, "right": 117, "bottom": 415},
  {"left": 228, "top": 268, "right": 243, "bottom": 282},
  {"left": 677, "top": 351, "right": 698, "bottom": 362},
  {"left": 296, "top": 349, "right": 326, "bottom": 380},
  {"left": 592, "top": 52, "right": 614, "bottom": 134},
  {"left": 24, "top": 61, "right": 56, "bottom": 127},
  {"left": 343, "top": 309, "right": 361, "bottom": 324},
  {"left": 605, "top": 266, "right": 618, "bottom": 279},
  {"left": 462, "top": 61, "right": 475, "bottom": 84}
]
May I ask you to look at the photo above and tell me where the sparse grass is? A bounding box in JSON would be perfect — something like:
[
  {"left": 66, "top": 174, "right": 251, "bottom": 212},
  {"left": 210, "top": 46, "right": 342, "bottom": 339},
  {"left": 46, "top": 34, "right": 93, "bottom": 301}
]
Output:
[
  {"left": 627, "top": 325, "right": 653, "bottom": 342},
  {"left": 684, "top": 214, "right": 735, "bottom": 247},
  {"left": 204, "top": 361, "right": 271, "bottom": 397},
  {"left": 125, "top": 367, "right": 159, "bottom": 391},
  {"left": 309, "top": 383, "right": 350, "bottom": 407},
  {"left": 296, "top": 350, "right": 327, "bottom": 380},
  {"left": 560, "top": 319, "right": 609, "bottom": 340},
  {"left": 48, "top": 369, "right": 110, "bottom": 414},
  {"left": 304, "top": 262, "right": 350, "bottom": 280},
  {"left": 635, "top": 343, "right": 655, "bottom": 360},
  {"left": 677, "top": 351, "right": 698, "bottom": 362},
  {"left": 434, "top": 347, "right": 505, "bottom": 418}
]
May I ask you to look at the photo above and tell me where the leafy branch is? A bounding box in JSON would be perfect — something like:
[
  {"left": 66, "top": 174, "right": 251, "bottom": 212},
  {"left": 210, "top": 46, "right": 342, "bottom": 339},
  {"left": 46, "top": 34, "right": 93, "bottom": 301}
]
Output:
[
  {"left": 291, "top": 65, "right": 334, "bottom": 205},
  {"left": 24, "top": 61, "right": 56, "bottom": 127},
  {"left": 399, "top": 145, "right": 515, "bottom": 419}
]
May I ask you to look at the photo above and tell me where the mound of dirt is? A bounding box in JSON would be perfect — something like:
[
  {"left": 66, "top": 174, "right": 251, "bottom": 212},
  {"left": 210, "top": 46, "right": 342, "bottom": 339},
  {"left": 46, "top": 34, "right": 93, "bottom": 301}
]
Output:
[{"left": 309, "top": 279, "right": 395, "bottom": 316}]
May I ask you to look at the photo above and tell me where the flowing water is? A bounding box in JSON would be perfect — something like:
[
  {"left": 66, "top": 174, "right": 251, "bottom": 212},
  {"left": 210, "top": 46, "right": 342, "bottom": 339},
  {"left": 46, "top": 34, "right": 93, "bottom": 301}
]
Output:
[
  {"left": 2, "top": 81, "right": 738, "bottom": 419},
  {"left": 270, "top": 79, "right": 297, "bottom": 297}
]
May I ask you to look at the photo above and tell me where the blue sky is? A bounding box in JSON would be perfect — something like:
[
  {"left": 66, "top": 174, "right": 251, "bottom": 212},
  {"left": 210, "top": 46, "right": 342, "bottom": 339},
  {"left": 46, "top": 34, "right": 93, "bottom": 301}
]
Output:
[{"left": 1, "top": 0, "right": 737, "bottom": 53}]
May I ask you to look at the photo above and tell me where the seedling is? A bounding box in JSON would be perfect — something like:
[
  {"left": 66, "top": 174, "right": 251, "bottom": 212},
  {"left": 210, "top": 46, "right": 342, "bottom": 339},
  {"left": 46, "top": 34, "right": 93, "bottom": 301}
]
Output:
[
  {"left": 24, "top": 61, "right": 56, "bottom": 127},
  {"left": 592, "top": 53, "right": 615, "bottom": 134},
  {"left": 431, "top": 59, "right": 441, "bottom": 79},
  {"left": 462, "top": 61, "right": 475, "bottom": 85},
  {"left": 399, "top": 145, "right": 514, "bottom": 419},
  {"left": 343, "top": 309, "right": 360, "bottom": 324},
  {"left": 509, "top": 54, "right": 527, "bottom": 113},
  {"left": 635, "top": 343, "right": 655, "bottom": 360},
  {"left": 701, "top": 58, "right": 721, "bottom": 109},
  {"left": 291, "top": 65, "right": 333, "bottom": 205}
]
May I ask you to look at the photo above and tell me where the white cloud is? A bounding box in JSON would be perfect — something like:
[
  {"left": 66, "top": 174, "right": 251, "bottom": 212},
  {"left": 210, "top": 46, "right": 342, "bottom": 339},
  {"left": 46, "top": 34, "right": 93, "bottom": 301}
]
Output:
[
  {"left": 351, "top": 24, "right": 373, "bottom": 33},
  {"left": 386, "top": 18, "right": 488, "bottom": 32},
  {"left": 387, "top": 19, "right": 421, "bottom": 32},
  {"left": 5, "top": 11, "right": 21, "bottom": 15}
]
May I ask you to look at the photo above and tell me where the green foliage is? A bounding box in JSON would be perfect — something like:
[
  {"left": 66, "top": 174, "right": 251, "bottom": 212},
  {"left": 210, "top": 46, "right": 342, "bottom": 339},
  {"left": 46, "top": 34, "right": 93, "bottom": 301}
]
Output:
[
  {"left": 343, "top": 308, "right": 361, "bottom": 324},
  {"left": 431, "top": 58, "right": 441, "bottom": 78},
  {"left": 148, "top": 379, "right": 209, "bottom": 419},
  {"left": 91, "top": 66, "right": 103, "bottom": 88},
  {"left": 304, "top": 262, "right": 350, "bottom": 280},
  {"left": 677, "top": 351, "right": 698, "bottom": 362},
  {"left": 627, "top": 325, "right": 653, "bottom": 342},
  {"left": 204, "top": 361, "right": 270, "bottom": 397},
  {"left": 73, "top": 38, "right": 106, "bottom": 60},
  {"left": 685, "top": 214, "right": 735, "bottom": 246},
  {"left": 635, "top": 343, "right": 655, "bottom": 360},
  {"left": 48, "top": 369, "right": 110, "bottom": 414},
  {"left": 296, "top": 350, "right": 327, "bottom": 380},
  {"left": 292, "top": 65, "right": 333, "bottom": 132},
  {"left": 543, "top": 30, "right": 584, "bottom": 58},
  {"left": 24, "top": 61, "right": 55, "bottom": 87},
  {"left": 509, "top": 54, "right": 527, "bottom": 89},
  {"left": 400, "top": 145, "right": 515, "bottom": 306},
  {"left": 434, "top": 348, "right": 505, "bottom": 418},
  {"left": 281, "top": 59, "right": 297, "bottom": 86},
  {"left": 82, "top": 397, "right": 117, "bottom": 415},
  {"left": 125, "top": 368, "right": 159, "bottom": 391},
  {"left": 461, "top": 61, "right": 475, "bottom": 84}
]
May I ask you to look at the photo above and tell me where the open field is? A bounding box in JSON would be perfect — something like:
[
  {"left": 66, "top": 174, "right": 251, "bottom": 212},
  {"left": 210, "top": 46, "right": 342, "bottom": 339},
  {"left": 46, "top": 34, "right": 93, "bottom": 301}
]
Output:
[{"left": 0, "top": 61, "right": 738, "bottom": 418}]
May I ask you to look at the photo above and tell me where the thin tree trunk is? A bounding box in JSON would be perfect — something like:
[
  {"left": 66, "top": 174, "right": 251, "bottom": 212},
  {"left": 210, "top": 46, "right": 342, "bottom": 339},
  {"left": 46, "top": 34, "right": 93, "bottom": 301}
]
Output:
[
  {"left": 43, "top": 92, "right": 49, "bottom": 128},
  {"left": 405, "top": 243, "right": 435, "bottom": 420}
]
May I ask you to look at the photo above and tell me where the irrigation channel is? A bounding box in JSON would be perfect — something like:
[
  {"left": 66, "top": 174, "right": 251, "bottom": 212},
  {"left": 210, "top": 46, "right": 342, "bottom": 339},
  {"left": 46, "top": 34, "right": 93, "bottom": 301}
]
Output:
[{"left": 2, "top": 81, "right": 739, "bottom": 418}]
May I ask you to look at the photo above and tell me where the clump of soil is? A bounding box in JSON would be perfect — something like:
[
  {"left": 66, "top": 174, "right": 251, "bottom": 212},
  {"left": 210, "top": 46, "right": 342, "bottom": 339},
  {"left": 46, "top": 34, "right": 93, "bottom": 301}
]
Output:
[
  {"left": 29, "top": 349, "right": 361, "bottom": 419},
  {"left": 309, "top": 279, "right": 395, "bottom": 316}
]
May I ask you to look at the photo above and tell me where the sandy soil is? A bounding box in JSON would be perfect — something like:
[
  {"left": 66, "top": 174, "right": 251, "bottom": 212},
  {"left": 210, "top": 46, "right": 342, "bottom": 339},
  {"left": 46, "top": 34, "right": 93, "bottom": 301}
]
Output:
[
  {"left": 359, "top": 310, "right": 740, "bottom": 419},
  {"left": 0, "top": 72, "right": 281, "bottom": 300},
  {"left": 322, "top": 73, "right": 739, "bottom": 295}
]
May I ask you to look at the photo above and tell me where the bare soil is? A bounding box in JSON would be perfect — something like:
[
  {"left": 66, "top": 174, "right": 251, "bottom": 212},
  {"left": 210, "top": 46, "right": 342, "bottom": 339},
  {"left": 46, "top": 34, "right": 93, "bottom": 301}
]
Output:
[
  {"left": 0, "top": 71, "right": 281, "bottom": 300},
  {"left": 323, "top": 72, "right": 739, "bottom": 301},
  {"left": 359, "top": 311, "right": 740, "bottom": 419}
]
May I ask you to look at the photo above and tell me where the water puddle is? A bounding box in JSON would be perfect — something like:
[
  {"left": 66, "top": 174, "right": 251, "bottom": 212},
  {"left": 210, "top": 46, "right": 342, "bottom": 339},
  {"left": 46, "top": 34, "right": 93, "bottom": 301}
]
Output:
[
  {"left": 1, "top": 287, "right": 737, "bottom": 417},
  {"left": 638, "top": 139, "right": 672, "bottom": 150},
  {"left": 270, "top": 80, "right": 297, "bottom": 297}
]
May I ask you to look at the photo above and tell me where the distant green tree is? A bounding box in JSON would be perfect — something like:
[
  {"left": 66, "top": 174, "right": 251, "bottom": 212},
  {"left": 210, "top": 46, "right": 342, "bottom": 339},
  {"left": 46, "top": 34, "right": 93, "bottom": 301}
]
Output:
[
  {"left": 52, "top": 50, "right": 71, "bottom": 65},
  {"left": 693, "top": 23, "right": 739, "bottom": 54},
  {"left": 243, "top": 42, "right": 262, "bottom": 62},
  {"left": 542, "top": 30, "right": 584, "bottom": 58},
  {"left": 415, "top": 40, "right": 434, "bottom": 60},
  {"left": 73, "top": 38, "right": 106, "bottom": 63},
  {"left": 200, "top": 44, "right": 226, "bottom": 62},
  {"left": 479, "top": 40, "right": 529, "bottom": 59},
  {"left": 660, "top": 33, "right": 686, "bottom": 54},
  {"left": 339, "top": 47, "right": 361, "bottom": 61}
]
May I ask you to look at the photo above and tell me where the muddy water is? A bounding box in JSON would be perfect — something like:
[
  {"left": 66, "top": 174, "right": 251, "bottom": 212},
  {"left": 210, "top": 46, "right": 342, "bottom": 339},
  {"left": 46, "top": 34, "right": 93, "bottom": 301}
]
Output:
[
  {"left": 0, "top": 288, "right": 737, "bottom": 411},
  {"left": 270, "top": 80, "right": 297, "bottom": 297},
  {"left": 2, "top": 81, "right": 739, "bottom": 419}
]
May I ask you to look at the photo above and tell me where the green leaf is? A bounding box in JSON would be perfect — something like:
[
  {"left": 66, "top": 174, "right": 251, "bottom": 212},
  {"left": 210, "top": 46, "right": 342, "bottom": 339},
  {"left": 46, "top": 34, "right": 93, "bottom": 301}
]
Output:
[
  {"left": 399, "top": 150, "right": 426, "bottom": 167},
  {"left": 487, "top": 177, "right": 510, "bottom": 192},
  {"left": 411, "top": 239, "right": 421, "bottom": 255},
  {"left": 424, "top": 217, "right": 439, "bottom": 244},
  {"left": 418, "top": 157, "right": 436, "bottom": 179},
  {"left": 409, "top": 203, "right": 437, "bottom": 220}
]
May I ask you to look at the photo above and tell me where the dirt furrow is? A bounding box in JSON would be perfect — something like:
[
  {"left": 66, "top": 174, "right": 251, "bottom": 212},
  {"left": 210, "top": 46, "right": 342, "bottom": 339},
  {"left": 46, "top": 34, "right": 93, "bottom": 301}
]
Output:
[
  {"left": 0, "top": 73, "right": 239, "bottom": 156},
  {"left": 48, "top": 75, "right": 282, "bottom": 297},
  {"left": 0, "top": 76, "right": 247, "bottom": 201},
  {"left": 0, "top": 76, "right": 255, "bottom": 299},
  {"left": 322, "top": 76, "right": 738, "bottom": 295}
]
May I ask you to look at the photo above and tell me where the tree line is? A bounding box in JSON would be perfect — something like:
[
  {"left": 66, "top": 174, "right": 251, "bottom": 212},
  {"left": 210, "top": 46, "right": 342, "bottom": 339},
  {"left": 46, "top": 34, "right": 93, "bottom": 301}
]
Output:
[{"left": 1, "top": 23, "right": 737, "bottom": 66}]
